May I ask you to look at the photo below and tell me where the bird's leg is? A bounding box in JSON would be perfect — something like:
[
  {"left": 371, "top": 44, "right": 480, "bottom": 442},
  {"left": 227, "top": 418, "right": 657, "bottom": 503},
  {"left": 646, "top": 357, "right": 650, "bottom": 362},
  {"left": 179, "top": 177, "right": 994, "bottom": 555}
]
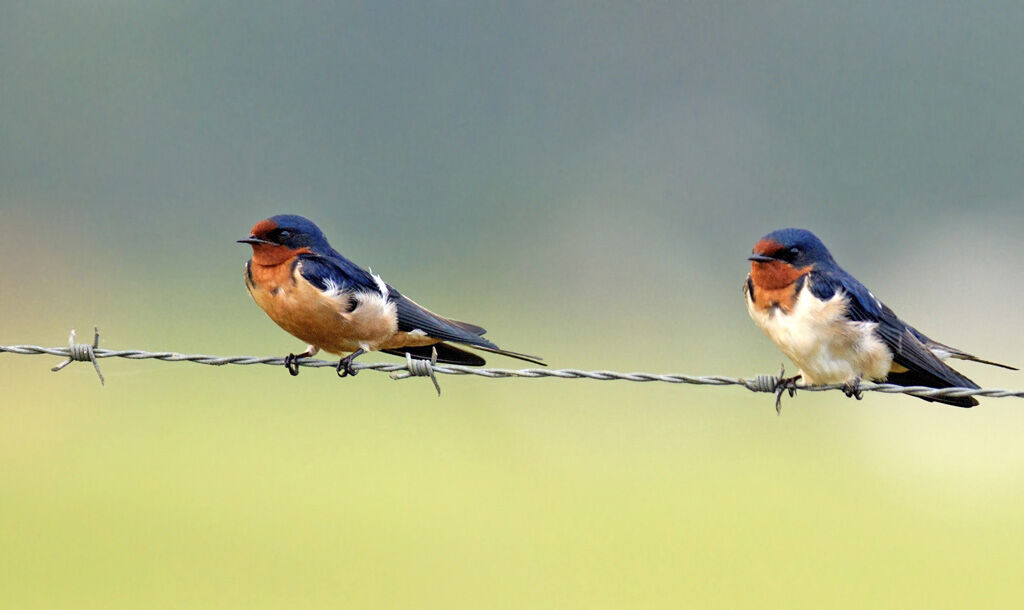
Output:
[
  {"left": 843, "top": 376, "right": 864, "bottom": 400},
  {"left": 337, "top": 348, "right": 366, "bottom": 378},
  {"left": 284, "top": 345, "right": 319, "bottom": 376},
  {"left": 773, "top": 365, "right": 802, "bottom": 414}
]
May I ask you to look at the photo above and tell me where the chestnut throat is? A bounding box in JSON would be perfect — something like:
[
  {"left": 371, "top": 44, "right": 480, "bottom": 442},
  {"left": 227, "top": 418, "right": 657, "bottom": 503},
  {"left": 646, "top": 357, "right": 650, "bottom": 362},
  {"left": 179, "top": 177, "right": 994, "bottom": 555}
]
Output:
[
  {"left": 750, "top": 260, "right": 811, "bottom": 291},
  {"left": 250, "top": 244, "right": 310, "bottom": 267}
]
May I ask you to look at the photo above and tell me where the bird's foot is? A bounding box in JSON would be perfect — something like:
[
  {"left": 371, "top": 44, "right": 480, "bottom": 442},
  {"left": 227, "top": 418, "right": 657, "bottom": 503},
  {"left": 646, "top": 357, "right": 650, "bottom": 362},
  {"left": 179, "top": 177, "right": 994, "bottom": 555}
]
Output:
[
  {"left": 284, "top": 353, "right": 302, "bottom": 376},
  {"left": 842, "top": 376, "right": 863, "bottom": 400},
  {"left": 284, "top": 345, "right": 320, "bottom": 376},
  {"left": 773, "top": 366, "right": 802, "bottom": 414},
  {"left": 336, "top": 348, "right": 365, "bottom": 378}
]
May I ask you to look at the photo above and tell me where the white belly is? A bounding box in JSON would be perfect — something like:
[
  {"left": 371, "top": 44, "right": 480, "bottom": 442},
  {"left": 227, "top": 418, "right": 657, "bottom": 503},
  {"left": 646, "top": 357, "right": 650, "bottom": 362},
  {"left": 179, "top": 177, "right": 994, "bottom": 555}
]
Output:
[{"left": 747, "top": 281, "right": 892, "bottom": 385}]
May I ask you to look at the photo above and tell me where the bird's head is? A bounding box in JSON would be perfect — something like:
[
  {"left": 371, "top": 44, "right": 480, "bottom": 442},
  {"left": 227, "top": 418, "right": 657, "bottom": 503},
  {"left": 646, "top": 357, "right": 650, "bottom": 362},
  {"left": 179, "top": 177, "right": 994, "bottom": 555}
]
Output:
[
  {"left": 238, "top": 214, "right": 330, "bottom": 265},
  {"left": 748, "top": 228, "right": 835, "bottom": 289}
]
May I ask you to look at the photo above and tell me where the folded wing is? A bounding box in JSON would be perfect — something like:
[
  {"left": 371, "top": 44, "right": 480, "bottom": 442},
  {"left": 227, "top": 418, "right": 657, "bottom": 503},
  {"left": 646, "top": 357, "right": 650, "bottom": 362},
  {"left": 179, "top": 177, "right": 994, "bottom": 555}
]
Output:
[{"left": 391, "top": 290, "right": 545, "bottom": 366}]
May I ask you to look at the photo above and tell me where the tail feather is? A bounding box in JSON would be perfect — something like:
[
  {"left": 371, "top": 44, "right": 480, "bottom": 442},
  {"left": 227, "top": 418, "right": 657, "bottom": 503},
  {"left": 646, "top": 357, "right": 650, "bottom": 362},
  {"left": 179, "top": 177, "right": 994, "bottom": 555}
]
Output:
[
  {"left": 945, "top": 352, "right": 1018, "bottom": 371},
  {"left": 382, "top": 342, "right": 545, "bottom": 367},
  {"left": 886, "top": 370, "right": 979, "bottom": 408},
  {"left": 470, "top": 345, "right": 546, "bottom": 367},
  {"left": 382, "top": 343, "right": 486, "bottom": 366},
  {"left": 920, "top": 337, "right": 1018, "bottom": 371}
]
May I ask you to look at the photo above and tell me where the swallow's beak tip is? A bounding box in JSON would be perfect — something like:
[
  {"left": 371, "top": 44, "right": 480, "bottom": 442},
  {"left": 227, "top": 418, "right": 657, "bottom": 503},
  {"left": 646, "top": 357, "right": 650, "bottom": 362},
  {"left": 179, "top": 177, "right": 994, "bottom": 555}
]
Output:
[
  {"left": 237, "top": 236, "right": 266, "bottom": 245},
  {"left": 748, "top": 254, "right": 773, "bottom": 263}
]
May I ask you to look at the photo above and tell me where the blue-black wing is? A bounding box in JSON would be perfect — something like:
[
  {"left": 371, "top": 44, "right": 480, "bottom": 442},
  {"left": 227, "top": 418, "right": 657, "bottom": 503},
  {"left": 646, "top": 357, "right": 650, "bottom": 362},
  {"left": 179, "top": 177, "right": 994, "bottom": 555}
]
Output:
[
  {"left": 391, "top": 289, "right": 498, "bottom": 349},
  {"left": 808, "top": 268, "right": 978, "bottom": 407},
  {"left": 296, "top": 252, "right": 379, "bottom": 297},
  {"left": 390, "top": 288, "right": 545, "bottom": 366}
]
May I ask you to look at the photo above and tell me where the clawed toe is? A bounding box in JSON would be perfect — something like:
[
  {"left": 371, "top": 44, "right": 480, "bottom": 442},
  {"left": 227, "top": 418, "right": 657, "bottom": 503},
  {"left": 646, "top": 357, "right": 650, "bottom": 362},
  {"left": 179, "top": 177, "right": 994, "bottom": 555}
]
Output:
[
  {"left": 336, "top": 348, "right": 365, "bottom": 378},
  {"left": 843, "top": 377, "right": 863, "bottom": 400},
  {"left": 284, "top": 353, "right": 301, "bottom": 376},
  {"left": 336, "top": 359, "right": 358, "bottom": 377},
  {"left": 284, "top": 346, "right": 320, "bottom": 376}
]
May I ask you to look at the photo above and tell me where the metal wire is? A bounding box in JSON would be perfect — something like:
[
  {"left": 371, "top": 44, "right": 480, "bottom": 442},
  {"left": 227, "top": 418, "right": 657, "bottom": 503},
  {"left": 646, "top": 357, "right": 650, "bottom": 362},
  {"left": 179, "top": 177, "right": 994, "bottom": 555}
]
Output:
[{"left": 2, "top": 328, "right": 1022, "bottom": 406}]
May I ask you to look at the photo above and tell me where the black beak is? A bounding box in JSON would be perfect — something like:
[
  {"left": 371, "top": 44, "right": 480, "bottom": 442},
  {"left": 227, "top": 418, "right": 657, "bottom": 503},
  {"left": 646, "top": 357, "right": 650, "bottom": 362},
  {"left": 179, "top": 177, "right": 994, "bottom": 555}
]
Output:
[
  {"left": 237, "top": 236, "right": 273, "bottom": 245},
  {"left": 748, "top": 253, "right": 775, "bottom": 263}
]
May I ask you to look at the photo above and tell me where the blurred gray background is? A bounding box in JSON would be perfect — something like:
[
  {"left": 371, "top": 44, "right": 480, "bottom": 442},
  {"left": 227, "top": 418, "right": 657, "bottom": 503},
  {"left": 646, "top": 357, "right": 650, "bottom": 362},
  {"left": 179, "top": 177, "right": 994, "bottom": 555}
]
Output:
[{"left": 2, "top": 2, "right": 1023, "bottom": 608}]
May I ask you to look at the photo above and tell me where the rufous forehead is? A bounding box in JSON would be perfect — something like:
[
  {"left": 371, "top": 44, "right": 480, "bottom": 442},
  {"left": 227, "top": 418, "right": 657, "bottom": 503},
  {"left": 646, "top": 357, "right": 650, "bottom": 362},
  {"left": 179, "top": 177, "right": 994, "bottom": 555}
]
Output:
[
  {"left": 753, "top": 238, "right": 782, "bottom": 255},
  {"left": 250, "top": 219, "right": 278, "bottom": 237}
]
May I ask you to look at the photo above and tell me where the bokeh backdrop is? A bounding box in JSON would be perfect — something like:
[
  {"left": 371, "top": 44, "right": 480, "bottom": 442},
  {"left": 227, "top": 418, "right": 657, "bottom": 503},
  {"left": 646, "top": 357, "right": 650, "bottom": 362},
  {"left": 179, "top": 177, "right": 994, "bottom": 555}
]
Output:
[{"left": 3, "top": 2, "right": 1024, "bottom": 608}]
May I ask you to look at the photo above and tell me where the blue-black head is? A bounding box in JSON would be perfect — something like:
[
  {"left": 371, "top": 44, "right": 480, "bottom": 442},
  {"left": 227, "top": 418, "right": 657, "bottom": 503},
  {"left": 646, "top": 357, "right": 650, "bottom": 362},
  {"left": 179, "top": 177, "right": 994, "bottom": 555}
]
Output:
[
  {"left": 748, "top": 228, "right": 836, "bottom": 269},
  {"left": 238, "top": 214, "right": 331, "bottom": 251}
]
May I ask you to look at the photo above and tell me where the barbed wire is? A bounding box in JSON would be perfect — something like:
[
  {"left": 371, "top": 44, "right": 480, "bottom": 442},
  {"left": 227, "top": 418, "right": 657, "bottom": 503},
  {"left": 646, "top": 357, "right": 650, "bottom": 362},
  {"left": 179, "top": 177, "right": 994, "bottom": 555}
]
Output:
[{"left": 1, "top": 328, "right": 1022, "bottom": 412}]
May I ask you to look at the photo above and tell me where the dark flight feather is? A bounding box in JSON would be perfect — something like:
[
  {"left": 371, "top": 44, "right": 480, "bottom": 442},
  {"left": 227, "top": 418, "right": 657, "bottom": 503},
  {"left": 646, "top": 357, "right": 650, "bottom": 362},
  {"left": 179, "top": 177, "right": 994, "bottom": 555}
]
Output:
[
  {"left": 296, "top": 252, "right": 378, "bottom": 294},
  {"left": 446, "top": 319, "right": 487, "bottom": 336},
  {"left": 392, "top": 292, "right": 500, "bottom": 349},
  {"left": 390, "top": 291, "right": 545, "bottom": 366},
  {"left": 463, "top": 344, "right": 546, "bottom": 366},
  {"left": 908, "top": 331, "right": 1017, "bottom": 371}
]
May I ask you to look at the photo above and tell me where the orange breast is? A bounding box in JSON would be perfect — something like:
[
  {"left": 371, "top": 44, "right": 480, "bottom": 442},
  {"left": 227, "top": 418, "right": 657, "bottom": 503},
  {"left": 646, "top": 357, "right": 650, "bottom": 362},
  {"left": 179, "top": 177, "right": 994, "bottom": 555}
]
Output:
[
  {"left": 248, "top": 258, "right": 296, "bottom": 287},
  {"left": 245, "top": 259, "right": 400, "bottom": 355}
]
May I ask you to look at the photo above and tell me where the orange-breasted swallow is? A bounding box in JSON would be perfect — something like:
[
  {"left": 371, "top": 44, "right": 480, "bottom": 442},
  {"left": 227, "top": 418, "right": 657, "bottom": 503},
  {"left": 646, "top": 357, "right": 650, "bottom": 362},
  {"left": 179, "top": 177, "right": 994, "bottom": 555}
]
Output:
[
  {"left": 239, "top": 214, "right": 544, "bottom": 376},
  {"left": 743, "top": 228, "right": 1015, "bottom": 407}
]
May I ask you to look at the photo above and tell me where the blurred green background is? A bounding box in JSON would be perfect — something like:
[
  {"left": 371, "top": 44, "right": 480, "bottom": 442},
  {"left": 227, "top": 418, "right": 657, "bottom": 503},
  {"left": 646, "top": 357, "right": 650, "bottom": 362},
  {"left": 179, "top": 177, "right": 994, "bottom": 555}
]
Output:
[{"left": 3, "top": 2, "right": 1024, "bottom": 608}]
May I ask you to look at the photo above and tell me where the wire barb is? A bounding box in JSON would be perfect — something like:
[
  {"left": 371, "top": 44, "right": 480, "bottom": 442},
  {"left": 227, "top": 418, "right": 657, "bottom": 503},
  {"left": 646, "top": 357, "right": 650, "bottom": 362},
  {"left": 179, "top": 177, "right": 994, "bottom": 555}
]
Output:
[
  {"left": 50, "top": 327, "right": 105, "bottom": 385},
  {"left": 390, "top": 346, "right": 442, "bottom": 396}
]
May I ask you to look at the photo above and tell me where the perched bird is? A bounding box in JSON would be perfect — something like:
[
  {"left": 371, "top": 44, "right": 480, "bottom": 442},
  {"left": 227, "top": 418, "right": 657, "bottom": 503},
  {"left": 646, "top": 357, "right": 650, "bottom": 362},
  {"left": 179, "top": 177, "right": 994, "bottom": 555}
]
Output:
[
  {"left": 743, "top": 228, "right": 1015, "bottom": 407},
  {"left": 239, "top": 214, "right": 543, "bottom": 376}
]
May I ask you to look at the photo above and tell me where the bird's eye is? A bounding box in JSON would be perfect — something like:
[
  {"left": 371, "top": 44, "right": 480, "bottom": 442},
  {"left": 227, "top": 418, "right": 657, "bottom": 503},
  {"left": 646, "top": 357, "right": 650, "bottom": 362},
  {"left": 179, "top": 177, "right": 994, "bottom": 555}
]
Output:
[
  {"left": 775, "top": 246, "right": 800, "bottom": 263},
  {"left": 277, "top": 230, "right": 292, "bottom": 240}
]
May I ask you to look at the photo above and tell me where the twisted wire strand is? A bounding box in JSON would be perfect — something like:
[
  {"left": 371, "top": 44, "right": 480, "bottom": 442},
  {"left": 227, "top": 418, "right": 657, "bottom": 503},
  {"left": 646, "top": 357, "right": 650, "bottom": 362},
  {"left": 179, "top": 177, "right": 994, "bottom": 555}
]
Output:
[{"left": 1, "top": 330, "right": 1022, "bottom": 402}]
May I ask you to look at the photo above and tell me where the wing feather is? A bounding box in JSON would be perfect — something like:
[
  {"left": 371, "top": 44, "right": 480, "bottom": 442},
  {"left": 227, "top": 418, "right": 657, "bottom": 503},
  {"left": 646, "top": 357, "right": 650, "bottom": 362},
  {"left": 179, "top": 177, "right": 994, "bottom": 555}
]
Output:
[
  {"left": 808, "top": 268, "right": 979, "bottom": 407},
  {"left": 296, "top": 253, "right": 378, "bottom": 297},
  {"left": 392, "top": 293, "right": 499, "bottom": 349},
  {"left": 391, "top": 291, "right": 544, "bottom": 365}
]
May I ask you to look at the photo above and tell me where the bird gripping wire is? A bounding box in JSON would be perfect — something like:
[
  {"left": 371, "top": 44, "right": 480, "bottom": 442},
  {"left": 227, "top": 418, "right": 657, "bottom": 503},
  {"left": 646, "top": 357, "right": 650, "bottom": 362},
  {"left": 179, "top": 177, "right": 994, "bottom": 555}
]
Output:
[{"left": 3, "top": 327, "right": 1023, "bottom": 409}]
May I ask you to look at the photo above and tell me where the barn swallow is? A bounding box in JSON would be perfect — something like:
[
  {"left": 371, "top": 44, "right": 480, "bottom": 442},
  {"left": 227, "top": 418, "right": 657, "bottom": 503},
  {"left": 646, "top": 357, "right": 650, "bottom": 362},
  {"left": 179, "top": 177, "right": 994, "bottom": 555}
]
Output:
[
  {"left": 239, "top": 214, "right": 543, "bottom": 377},
  {"left": 743, "top": 228, "right": 1015, "bottom": 408}
]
